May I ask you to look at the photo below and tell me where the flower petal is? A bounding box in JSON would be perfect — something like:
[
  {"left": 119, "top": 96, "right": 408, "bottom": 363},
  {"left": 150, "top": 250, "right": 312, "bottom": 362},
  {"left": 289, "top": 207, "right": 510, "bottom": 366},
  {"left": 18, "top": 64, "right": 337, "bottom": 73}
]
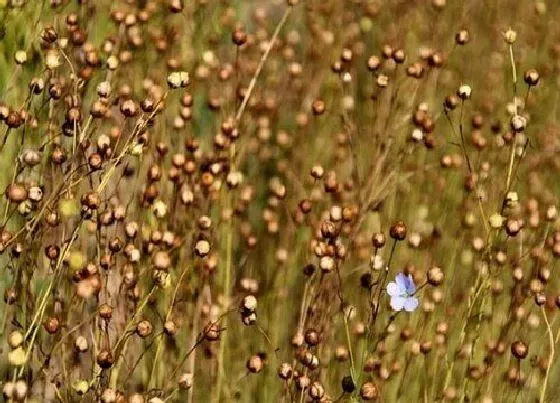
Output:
[
  {"left": 395, "top": 273, "right": 407, "bottom": 290},
  {"left": 386, "top": 282, "right": 400, "bottom": 297},
  {"left": 403, "top": 297, "right": 419, "bottom": 312},
  {"left": 390, "top": 296, "right": 406, "bottom": 311},
  {"left": 405, "top": 274, "right": 416, "bottom": 295}
]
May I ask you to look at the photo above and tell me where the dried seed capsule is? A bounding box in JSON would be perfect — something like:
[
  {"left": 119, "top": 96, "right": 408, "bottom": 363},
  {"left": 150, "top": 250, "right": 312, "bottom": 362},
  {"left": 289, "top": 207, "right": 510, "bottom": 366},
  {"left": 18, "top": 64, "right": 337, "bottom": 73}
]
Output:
[
  {"left": 136, "top": 320, "right": 153, "bottom": 338},
  {"left": 194, "top": 240, "right": 211, "bottom": 257},
  {"left": 372, "top": 232, "right": 386, "bottom": 248},
  {"left": 6, "top": 110, "right": 23, "bottom": 128},
  {"left": 179, "top": 372, "right": 193, "bottom": 389},
  {"left": 309, "top": 381, "right": 325, "bottom": 400},
  {"left": 98, "top": 304, "right": 113, "bottom": 320},
  {"left": 524, "top": 69, "right": 539, "bottom": 86},
  {"left": 97, "top": 350, "right": 114, "bottom": 369},
  {"left": 392, "top": 49, "right": 406, "bottom": 64},
  {"left": 341, "top": 375, "right": 355, "bottom": 393},
  {"left": 241, "top": 295, "right": 258, "bottom": 312},
  {"left": 204, "top": 322, "right": 220, "bottom": 341},
  {"left": 312, "top": 99, "right": 325, "bottom": 115},
  {"left": 164, "top": 320, "right": 178, "bottom": 336},
  {"left": 367, "top": 55, "right": 380, "bottom": 71},
  {"left": 44, "top": 316, "right": 60, "bottom": 334},
  {"left": 278, "top": 363, "right": 293, "bottom": 380},
  {"left": 169, "top": 0, "right": 184, "bottom": 12},
  {"left": 511, "top": 340, "right": 528, "bottom": 359},
  {"left": 455, "top": 29, "right": 470, "bottom": 45},
  {"left": 304, "top": 328, "right": 321, "bottom": 346},
  {"left": 6, "top": 184, "right": 27, "bottom": 203},
  {"left": 167, "top": 71, "right": 190, "bottom": 89},
  {"left": 360, "top": 382, "right": 379, "bottom": 400},
  {"left": 389, "top": 221, "right": 407, "bottom": 241},
  {"left": 232, "top": 28, "right": 247, "bottom": 46},
  {"left": 457, "top": 84, "right": 472, "bottom": 100},
  {"left": 75, "top": 335, "right": 89, "bottom": 352},
  {"left": 427, "top": 266, "right": 444, "bottom": 286},
  {"left": 246, "top": 354, "right": 264, "bottom": 373}
]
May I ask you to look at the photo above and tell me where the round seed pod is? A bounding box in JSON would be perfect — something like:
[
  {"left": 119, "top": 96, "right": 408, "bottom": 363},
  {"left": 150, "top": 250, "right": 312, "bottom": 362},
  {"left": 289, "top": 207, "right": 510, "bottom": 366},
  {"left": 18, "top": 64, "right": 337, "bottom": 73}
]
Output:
[
  {"left": 232, "top": 28, "right": 247, "bottom": 46},
  {"left": 241, "top": 295, "right": 257, "bottom": 312},
  {"left": 309, "top": 381, "right": 325, "bottom": 400},
  {"left": 392, "top": 49, "right": 406, "bottom": 64},
  {"left": 6, "top": 184, "right": 27, "bottom": 203},
  {"left": 341, "top": 375, "right": 355, "bottom": 393},
  {"left": 524, "top": 69, "right": 539, "bottom": 86},
  {"left": 312, "top": 99, "right": 325, "bottom": 115},
  {"left": 136, "top": 320, "right": 153, "bottom": 338},
  {"left": 8, "top": 331, "right": 24, "bottom": 348},
  {"left": 457, "top": 84, "right": 472, "bottom": 100},
  {"left": 427, "top": 266, "right": 444, "bottom": 286},
  {"left": 295, "top": 375, "right": 310, "bottom": 390},
  {"left": 534, "top": 293, "right": 546, "bottom": 306},
  {"left": 169, "top": 0, "right": 184, "bottom": 12},
  {"left": 194, "top": 239, "right": 211, "bottom": 257},
  {"left": 246, "top": 354, "right": 264, "bottom": 373},
  {"left": 360, "top": 382, "right": 379, "bottom": 400},
  {"left": 97, "top": 350, "right": 114, "bottom": 369},
  {"left": 278, "top": 362, "right": 293, "bottom": 380},
  {"left": 389, "top": 221, "right": 407, "bottom": 241},
  {"left": 444, "top": 94, "right": 459, "bottom": 110},
  {"left": 511, "top": 340, "right": 528, "bottom": 359},
  {"left": 178, "top": 372, "right": 193, "bottom": 389},
  {"left": 304, "top": 328, "right": 321, "bottom": 346},
  {"left": 372, "top": 232, "right": 386, "bottom": 248},
  {"left": 6, "top": 110, "right": 23, "bottom": 128},
  {"left": 455, "top": 29, "right": 470, "bottom": 45},
  {"left": 204, "top": 322, "right": 220, "bottom": 341},
  {"left": 75, "top": 335, "right": 89, "bottom": 352},
  {"left": 367, "top": 55, "right": 380, "bottom": 72},
  {"left": 98, "top": 304, "right": 113, "bottom": 320},
  {"left": 44, "top": 316, "right": 61, "bottom": 334}
]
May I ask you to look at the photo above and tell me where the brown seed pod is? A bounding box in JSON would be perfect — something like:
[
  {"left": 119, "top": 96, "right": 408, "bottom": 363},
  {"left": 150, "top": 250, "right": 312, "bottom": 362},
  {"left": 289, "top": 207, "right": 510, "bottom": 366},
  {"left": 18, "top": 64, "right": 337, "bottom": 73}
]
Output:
[
  {"left": 534, "top": 293, "right": 546, "bottom": 306},
  {"left": 455, "top": 29, "right": 470, "bottom": 45},
  {"left": 232, "top": 28, "right": 247, "bottom": 46},
  {"left": 81, "top": 192, "right": 100, "bottom": 210},
  {"left": 44, "top": 316, "right": 61, "bottom": 334},
  {"left": 367, "top": 55, "right": 380, "bottom": 72},
  {"left": 511, "top": 340, "right": 528, "bottom": 359},
  {"left": 136, "top": 320, "right": 153, "bottom": 338},
  {"left": 6, "top": 110, "right": 23, "bottom": 128},
  {"left": 164, "top": 320, "right": 177, "bottom": 336},
  {"left": 444, "top": 94, "right": 459, "bottom": 110},
  {"left": 88, "top": 153, "right": 103, "bottom": 170},
  {"left": 392, "top": 48, "right": 406, "bottom": 64},
  {"left": 360, "top": 382, "right": 379, "bottom": 400},
  {"left": 309, "top": 381, "right": 325, "bottom": 400},
  {"left": 389, "top": 221, "right": 407, "bottom": 241},
  {"left": 6, "top": 184, "right": 28, "bottom": 203},
  {"left": 312, "top": 99, "right": 326, "bottom": 115},
  {"left": 246, "top": 354, "right": 264, "bottom": 373},
  {"left": 97, "top": 350, "right": 114, "bottom": 369},
  {"left": 304, "top": 328, "right": 321, "bottom": 346},
  {"left": 120, "top": 99, "right": 138, "bottom": 117},
  {"left": 524, "top": 69, "right": 539, "bottom": 86},
  {"left": 98, "top": 304, "right": 113, "bottom": 320},
  {"left": 427, "top": 266, "right": 444, "bottom": 286},
  {"left": 277, "top": 362, "right": 293, "bottom": 380},
  {"left": 169, "top": 0, "right": 184, "bottom": 12},
  {"left": 204, "top": 322, "right": 221, "bottom": 341},
  {"left": 41, "top": 26, "right": 58, "bottom": 44}
]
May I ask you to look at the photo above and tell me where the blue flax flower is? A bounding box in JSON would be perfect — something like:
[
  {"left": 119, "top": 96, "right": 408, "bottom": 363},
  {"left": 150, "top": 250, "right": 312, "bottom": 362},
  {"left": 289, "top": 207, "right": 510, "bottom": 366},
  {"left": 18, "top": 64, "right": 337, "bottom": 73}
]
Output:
[{"left": 386, "top": 273, "right": 418, "bottom": 312}]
